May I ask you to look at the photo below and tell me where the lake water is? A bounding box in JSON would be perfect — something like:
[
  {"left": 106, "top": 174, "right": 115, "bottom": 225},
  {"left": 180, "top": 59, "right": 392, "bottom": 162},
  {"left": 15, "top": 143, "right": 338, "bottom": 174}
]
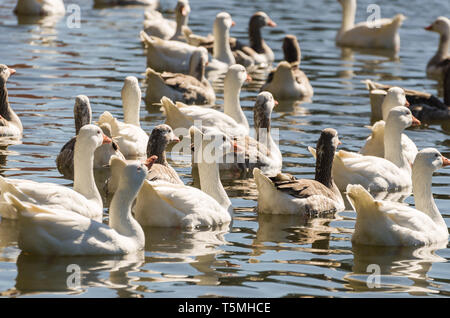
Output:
[{"left": 0, "top": 0, "right": 449, "bottom": 298}]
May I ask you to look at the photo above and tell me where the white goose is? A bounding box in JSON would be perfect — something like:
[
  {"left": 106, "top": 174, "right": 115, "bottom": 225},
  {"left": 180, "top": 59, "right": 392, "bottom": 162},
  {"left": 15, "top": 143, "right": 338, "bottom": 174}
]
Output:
[
  {"left": 97, "top": 76, "right": 149, "bottom": 159},
  {"left": 254, "top": 128, "right": 344, "bottom": 215},
  {"left": 4, "top": 159, "right": 154, "bottom": 256},
  {"left": 95, "top": 0, "right": 158, "bottom": 8},
  {"left": 56, "top": 95, "right": 124, "bottom": 179},
  {"left": 336, "top": 0, "right": 405, "bottom": 52},
  {"left": 0, "top": 65, "right": 22, "bottom": 138},
  {"left": 425, "top": 16, "right": 450, "bottom": 79},
  {"left": 325, "top": 106, "right": 419, "bottom": 193},
  {"left": 14, "top": 0, "right": 65, "bottom": 16},
  {"left": 161, "top": 64, "right": 251, "bottom": 137},
  {"left": 0, "top": 125, "right": 111, "bottom": 222},
  {"left": 133, "top": 126, "right": 233, "bottom": 229},
  {"left": 347, "top": 148, "right": 450, "bottom": 247},
  {"left": 361, "top": 87, "right": 418, "bottom": 166},
  {"left": 143, "top": 0, "right": 190, "bottom": 41},
  {"left": 140, "top": 30, "right": 209, "bottom": 75}
]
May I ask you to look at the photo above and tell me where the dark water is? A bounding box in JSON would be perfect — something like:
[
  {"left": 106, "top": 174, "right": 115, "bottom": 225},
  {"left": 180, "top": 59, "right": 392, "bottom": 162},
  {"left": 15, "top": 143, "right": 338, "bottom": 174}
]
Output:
[{"left": 0, "top": 0, "right": 449, "bottom": 297}]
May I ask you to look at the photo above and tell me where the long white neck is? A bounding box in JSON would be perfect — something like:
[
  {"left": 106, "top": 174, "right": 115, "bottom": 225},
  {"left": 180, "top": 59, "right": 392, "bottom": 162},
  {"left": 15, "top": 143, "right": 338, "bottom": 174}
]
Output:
[
  {"left": 338, "top": 0, "right": 356, "bottom": 37},
  {"left": 213, "top": 24, "right": 235, "bottom": 65},
  {"left": 109, "top": 182, "right": 145, "bottom": 246},
  {"left": 384, "top": 119, "right": 410, "bottom": 175},
  {"left": 73, "top": 142, "right": 102, "bottom": 209},
  {"left": 435, "top": 33, "right": 449, "bottom": 61},
  {"left": 174, "top": 10, "right": 189, "bottom": 39},
  {"left": 197, "top": 160, "right": 232, "bottom": 215},
  {"left": 223, "top": 79, "right": 247, "bottom": 129},
  {"left": 412, "top": 165, "right": 447, "bottom": 230},
  {"left": 122, "top": 84, "right": 141, "bottom": 127}
]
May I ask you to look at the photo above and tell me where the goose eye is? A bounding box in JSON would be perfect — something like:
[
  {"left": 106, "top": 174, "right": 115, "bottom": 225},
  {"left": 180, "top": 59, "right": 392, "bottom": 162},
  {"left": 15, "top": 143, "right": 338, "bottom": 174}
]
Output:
[{"left": 137, "top": 167, "right": 142, "bottom": 171}]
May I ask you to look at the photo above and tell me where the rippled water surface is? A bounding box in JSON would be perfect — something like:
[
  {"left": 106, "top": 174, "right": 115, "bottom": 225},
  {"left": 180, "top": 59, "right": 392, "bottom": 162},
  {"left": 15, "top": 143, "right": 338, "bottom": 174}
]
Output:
[{"left": 0, "top": 0, "right": 449, "bottom": 297}]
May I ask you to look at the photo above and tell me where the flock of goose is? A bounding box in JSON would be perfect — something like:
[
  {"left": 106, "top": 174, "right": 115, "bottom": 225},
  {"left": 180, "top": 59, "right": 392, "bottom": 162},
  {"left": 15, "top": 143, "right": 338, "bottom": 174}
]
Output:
[{"left": 0, "top": 0, "right": 449, "bottom": 257}]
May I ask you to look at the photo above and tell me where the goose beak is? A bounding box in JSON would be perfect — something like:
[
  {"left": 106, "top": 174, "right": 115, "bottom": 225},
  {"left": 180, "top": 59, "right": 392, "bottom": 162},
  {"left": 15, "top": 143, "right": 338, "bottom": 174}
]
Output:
[
  {"left": 181, "top": 5, "right": 189, "bottom": 16},
  {"left": 102, "top": 134, "right": 112, "bottom": 144},
  {"left": 8, "top": 68, "right": 16, "bottom": 76},
  {"left": 425, "top": 24, "right": 433, "bottom": 31},
  {"left": 171, "top": 134, "right": 180, "bottom": 143},
  {"left": 246, "top": 74, "right": 252, "bottom": 82},
  {"left": 404, "top": 100, "right": 410, "bottom": 107},
  {"left": 411, "top": 116, "right": 421, "bottom": 127},
  {"left": 267, "top": 19, "right": 277, "bottom": 27},
  {"left": 442, "top": 156, "right": 450, "bottom": 167},
  {"left": 144, "top": 155, "right": 158, "bottom": 169},
  {"left": 231, "top": 20, "right": 236, "bottom": 27},
  {"left": 274, "top": 99, "right": 279, "bottom": 107}
]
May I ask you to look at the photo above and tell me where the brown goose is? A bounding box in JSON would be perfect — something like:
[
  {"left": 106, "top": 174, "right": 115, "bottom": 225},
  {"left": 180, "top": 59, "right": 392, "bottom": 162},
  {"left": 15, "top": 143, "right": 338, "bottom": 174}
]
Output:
[
  {"left": 0, "top": 65, "right": 22, "bottom": 138},
  {"left": 425, "top": 16, "right": 450, "bottom": 80},
  {"left": 56, "top": 95, "right": 124, "bottom": 179},
  {"left": 254, "top": 128, "right": 344, "bottom": 216},
  {"left": 144, "top": 50, "right": 215, "bottom": 106},
  {"left": 107, "top": 124, "right": 183, "bottom": 195},
  {"left": 260, "top": 35, "right": 313, "bottom": 100}
]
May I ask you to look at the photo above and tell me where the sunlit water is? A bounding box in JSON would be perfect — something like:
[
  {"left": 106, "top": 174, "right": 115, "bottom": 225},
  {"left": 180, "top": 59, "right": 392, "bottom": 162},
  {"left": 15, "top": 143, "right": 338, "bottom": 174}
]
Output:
[{"left": 0, "top": 0, "right": 449, "bottom": 298}]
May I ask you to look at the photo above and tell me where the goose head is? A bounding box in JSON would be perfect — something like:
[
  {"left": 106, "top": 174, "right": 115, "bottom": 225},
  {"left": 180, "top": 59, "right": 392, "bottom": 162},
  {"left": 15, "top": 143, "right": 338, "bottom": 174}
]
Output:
[
  {"left": 73, "top": 95, "right": 92, "bottom": 135},
  {"left": 119, "top": 162, "right": 149, "bottom": 194},
  {"left": 250, "top": 11, "right": 276, "bottom": 29},
  {"left": 425, "top": 16, "right": 450, "bottom": 36},
  {"left": 189, "top": 126, "right": 233, "bottom": 164},
  {"left": 0, "top": 64, "right": 16, "bottom": 84},
  {"left": 385, "top": 106, "right": 421, "bottom": 131},
  {"left": 121, "top": 76, "right": 141, "bottom": 126},
  {"left": 273, "top": 61, "right": 296, "bottom": 80},
  {"left": 224, "top": 64, "right": 250, "bottom": 89},
  {"left": 254, "top": 91, "right": 277, "bottom": 130},
  {"left": 381, "top": 87, "right": 409, "bottom": 121},
  {"left": 282, "top": 35, "right": 301, "bottom": 65},
  {"left": 77, "top": 124, "right": 112, "bottom": 152},
  {"left": 214, "top": 12, "right": 235, "bottom": 34},
  {"left": 175, "top": 0, "right": 190, "bottom": 26},
  {"left": 147, "top": 124, "right": 180, "bottom": 164},
  {"left": 413, "top": 148, "right": 450, "bottom": 176},
  {"left": 99, "top": 122, "right": 113, "bottom": 138}
]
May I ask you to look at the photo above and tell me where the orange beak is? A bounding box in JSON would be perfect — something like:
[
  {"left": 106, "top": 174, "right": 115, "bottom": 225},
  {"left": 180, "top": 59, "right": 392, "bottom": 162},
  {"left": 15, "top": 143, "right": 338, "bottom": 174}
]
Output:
[
  {"left": 8, "top": 68, "right": 16, "bottom": 76},
  {"left": 267, "top": 19, "right": 277, "bottom": 27},
  {"left": 274, "top": 100, "right": 279, "bottom": 106},
  {"left": 404, "top": 100, "right": 410, "bottom": 107},
  {"left": 411, "top": 116, "right": 421, "bottom": 127},
  {"left": 231, "top": 20, "right": 236, "bottom": 27},
  {"left": 442, "top": 155, "right": 450, "bottom": 167},
  {"left": 425, "top": 24, "right": 433, "bottom": 31},
  {"left": 102, "top": 134, "right": 112, "bottom": 144},
  {"left": 171, "top": 135, "right": 180, "bottom": 143},
  {"left": 246, "top": 74, "right": 252, "bottom": 82},
  {"left": 144, "top": 155, "right": 158, "bottom": 169}
]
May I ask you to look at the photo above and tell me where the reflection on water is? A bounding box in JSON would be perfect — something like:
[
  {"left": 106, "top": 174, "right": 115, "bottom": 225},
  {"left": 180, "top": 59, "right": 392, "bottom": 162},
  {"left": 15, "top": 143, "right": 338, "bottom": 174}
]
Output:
[
  {"left": 346, "top": 243, "right": 447, "bottom": 295},
  {"left": 0, "top": 0, "right": 449, "bottom": 297}
]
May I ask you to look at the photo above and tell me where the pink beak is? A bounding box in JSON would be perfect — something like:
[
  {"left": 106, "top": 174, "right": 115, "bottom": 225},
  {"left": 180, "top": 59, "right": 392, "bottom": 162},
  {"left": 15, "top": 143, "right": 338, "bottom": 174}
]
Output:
[
  {"left": 411, "top": 116, "right": 421, "bottom": 127},
  {"left": 404, "top": 100, "right": 410, "bottom": 107},
  {"left": 8, "top": 68, "right": 16, "bottom": 76},
  {"left": 442, "top": 155, "right": 450, "bottom": 167},
  {"left": 425, "top": 25, "right": 433, "bottom": 31},
  {"left": 267, "top": 19, "right": 277, "bottom": 27},
  {"left": 246, "top": 74, "right": 252, "bottom": 82},
  {"left": 231, "top": 20, "right": 236, "bottom": 27},
  {"left": 102, "top": 134, "right": 112, "bottom": 144}
]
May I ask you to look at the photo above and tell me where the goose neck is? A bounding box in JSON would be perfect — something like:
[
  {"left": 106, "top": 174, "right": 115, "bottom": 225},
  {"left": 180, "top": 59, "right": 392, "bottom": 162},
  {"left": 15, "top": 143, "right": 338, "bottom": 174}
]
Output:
[
  {"left": 338, "top": 0, "right": 356, "bottom": 36},
  {"left": 223, "top": 79, "right": 247, "bottom": 128},
  {"left": 436, "top": 33, "right": 449, "bottom": 60},
  {"left": 384, "top": 119, "right": 409, "bottom": 173},
  {"left": 73, "top": 142, "right": 102, "bottom": 209},
  {"left": 0, "top": 80, "right": 22, "bottom": 133},
  {"left": 412, "top": 165, "right": 447, "bottom": 229},
  {"left": 213, "top": 24, "right": 235, "bottom": 64},
  {"left": 197, "top": 160, "right": 232, "bottom": 214},
  {"left": 249, "top": 19, "right": 264, "bottom": 53},
  {"left": 109, "top": 184, "right": 145, "bottom": 244},
  {"left": 315, "top": 145, "right": 335, "bottom": 188}
]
